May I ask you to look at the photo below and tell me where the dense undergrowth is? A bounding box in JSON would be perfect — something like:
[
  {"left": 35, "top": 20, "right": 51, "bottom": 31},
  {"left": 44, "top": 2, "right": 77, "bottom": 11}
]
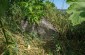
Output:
[{"left": 0, "top": 0, "right": 85, "bottom": 55}]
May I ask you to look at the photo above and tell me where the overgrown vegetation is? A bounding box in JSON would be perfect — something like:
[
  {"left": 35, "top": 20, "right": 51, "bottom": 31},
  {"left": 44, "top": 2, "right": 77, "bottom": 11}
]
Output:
[{"left": 0, "top": 0, "right": 85, "bottom": 55}]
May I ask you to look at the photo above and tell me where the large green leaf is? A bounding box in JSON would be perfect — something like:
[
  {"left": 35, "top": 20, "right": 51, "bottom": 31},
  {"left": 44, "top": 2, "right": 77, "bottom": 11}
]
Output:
[{"left": 66, "top": 0, "right": 85, "bottom": 25}]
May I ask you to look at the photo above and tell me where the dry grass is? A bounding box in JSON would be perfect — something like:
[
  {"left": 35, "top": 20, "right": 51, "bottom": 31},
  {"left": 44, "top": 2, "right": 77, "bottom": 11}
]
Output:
[
  {"left": 14, "top": 34, "right": 48, "bottom": 55},
  {"left": 0, "top": 31, "right": 50, "bottom": 55}
]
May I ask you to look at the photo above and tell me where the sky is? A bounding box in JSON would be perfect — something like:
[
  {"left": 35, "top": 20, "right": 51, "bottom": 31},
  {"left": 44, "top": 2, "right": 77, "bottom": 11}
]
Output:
[{"left": 50, "top": 0, "right": 70, "bottom": 9}]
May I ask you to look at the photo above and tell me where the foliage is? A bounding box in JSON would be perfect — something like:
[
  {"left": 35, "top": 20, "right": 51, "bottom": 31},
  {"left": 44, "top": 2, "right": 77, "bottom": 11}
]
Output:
[
  {"left": 0, "top": 0, "right": 85, "bottom": 55},
  {"left": 0, "top": 0, "right": 9, "bottom": 16},
  {"left": 43, "top": 1, "right": 72, "bottom": 55},
  {"left": 18, "top": 0, "right": 45, "bottom": 24},
  {"left": 66, "top": 0, "right": 85, "bottom": 25},
  {"left": 66, "top": 0, "right": 85, "bottom": 55},
  {"left": 0, "top": 0, "right": 46, "bottom": 55}
]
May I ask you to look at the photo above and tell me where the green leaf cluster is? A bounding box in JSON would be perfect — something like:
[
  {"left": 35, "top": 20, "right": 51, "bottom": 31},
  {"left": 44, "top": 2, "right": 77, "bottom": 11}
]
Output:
[
  {"left": 17, "top": 0, "right": 45, "bottom": 24},
  {"left": 67, "top": 0, "right": 85, "bottom": 25}
]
